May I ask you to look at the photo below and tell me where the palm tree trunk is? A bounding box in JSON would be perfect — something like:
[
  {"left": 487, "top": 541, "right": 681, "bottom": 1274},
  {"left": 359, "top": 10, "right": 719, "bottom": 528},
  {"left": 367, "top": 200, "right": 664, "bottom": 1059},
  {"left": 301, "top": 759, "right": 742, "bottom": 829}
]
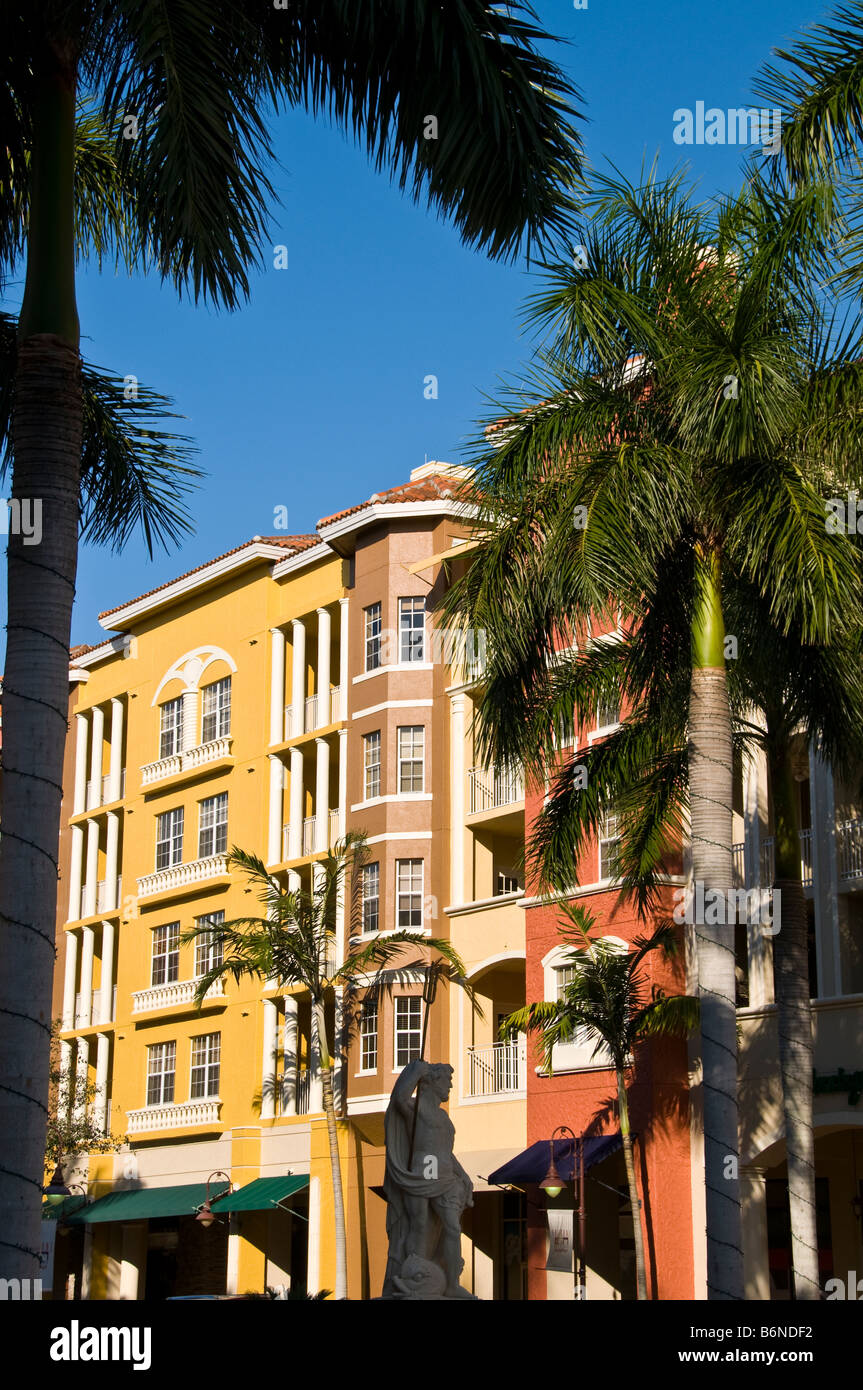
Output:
[
  {"left": 768, "top": 737, "right": 819, "bottom": 1299},
  {"left": 313, "top": 998, "right": 348, "bottom": 1299},
  {"left": 688, "top": 543, "right": 743, "bottom": 1299},
  {"left": 0, "top": 41, "right": 81, "bottom": 1281},
  {"left": 617, "top": 1069, "right": 648, "bottom": 1300}
]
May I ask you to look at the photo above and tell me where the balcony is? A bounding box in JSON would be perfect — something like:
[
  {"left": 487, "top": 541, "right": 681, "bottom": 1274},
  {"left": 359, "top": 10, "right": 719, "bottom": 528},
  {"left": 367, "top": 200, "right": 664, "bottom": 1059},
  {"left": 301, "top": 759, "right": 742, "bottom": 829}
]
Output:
[
  {"left": 466, "top": 1040, "right": 523, "bottom": 1097},
  {"left": 468, "top": 765, "right": 524, "bottom": 815},
  {"left": 731, "top": 829, "right": 822, "bottom": 891},
  {"left": 85, "top": 769, "right": 126, "bottom": 811},
  {"left": 838, "top": 818, "right": 863, "bottom": 881},
  {"left": 132, "top": 977, "right": 225, "bottom": 1015},
  {"left": 73, "top": 985, "right": 118, "bottom": 1028},
  {"left": 283, "top": 686, "right": 344, "bottom": 741},
  {"left": 141, "top": 737, "right": 232, "bottom": 787},
  {"left": 295, "top": 1072, "right": 311, "bottom": 1115},
  {"left": 137, "top": 853, "right": 228, "bottom": 900},
  {"left": 77, "top": 877, "right": 122, "bottom": 919},
  {"left": 125, "top": 1099, "right": 222, "bottom": 1134},
  {"left": 283, "top": 811, "right": 342, "bottom": 861}
]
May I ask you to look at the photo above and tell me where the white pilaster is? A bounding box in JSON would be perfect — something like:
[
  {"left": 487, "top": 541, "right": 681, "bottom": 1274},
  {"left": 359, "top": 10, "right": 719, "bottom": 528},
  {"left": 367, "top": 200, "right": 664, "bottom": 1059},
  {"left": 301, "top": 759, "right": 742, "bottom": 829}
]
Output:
[
  {"left": 261, "top": 998, "right": 278, "bottom": 1120},
  {"left": 68, "top": 825, "right": 84, "bottom": 921},
  {"left": 309, "top": 1006, "right": 324, "bottom": 1114},
  {"left": 104, "top": 811, "right": 120, "bottom": 911},
  {"left": 119, "top": 1224, "right": 143, "bottom": 1301},
  {"left": 94, "top": 1034, "right": 110, "bottom": 1133},
  {"left": 314, "top": 738, "right": 330, "bottom": 852},
  {"left": 337, "top": 728, "right": 348, "bottom": 839},
  {"left": 741, "top": 1166, "right": 771, "bottom": 1299},
  {"left": 74, "top": 1037, "right": 90, "bottom": 1125},
  {"left": 268, "top": 755, "right": 285, "bottom": 864},
  {"left": 99, "top": 920, "right": 115, "bottom": 1025},
  {"left": 289, "top": 747, "right": 304, "bottom": 860},
  {"left": 83, "top": 820, "right": 99, "bottom": 918},
  {"left": 88, "top": 706, "right": 104, "bottom": 808},
  {"left": 58, "top": 1039, "right": 73, "bottom": 1127},
  {"left": 307, "top": 1176, "right": 321, "bottom": 1294},
  {"left": 282, "top": 996, "right": 298, "bottom": 1116},
  {"left": 450, "top": 693, "right": 466, "bottom": 906},
  {"left": 79, "top": 927, "right": 95, "bottom": 1028},
  {"left": 181, "top": 687, "right": 198, "bottom": 752},
  {"left": 290, "top": 619, "right": 306, "bottom": 739},
  {"left": 338, "top": 597, "right": 349, "bottom": 704},
  {"left": 62, "top": 931, "right": 78, "bottom": 1030},
  {"left": 316, "top": 607, "right": 331, "bottom": 727},
  {"left": 270, "top": 627, "right": 286, "bottom": 745},
  {"left": 73, "top": 714, "right": 89, "bottom": 815},
  {"left": 108, "top": 698, "right": 124, "bottom": 801}
]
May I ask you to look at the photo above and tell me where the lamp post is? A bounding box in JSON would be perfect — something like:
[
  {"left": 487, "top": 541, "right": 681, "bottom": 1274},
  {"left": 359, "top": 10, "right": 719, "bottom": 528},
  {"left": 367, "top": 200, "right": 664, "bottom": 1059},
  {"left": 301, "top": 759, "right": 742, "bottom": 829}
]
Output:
[
  {"left": 540, "top": 1125, "right": 586, "bottom": 1301},
  {"left": 196, "top": 1171, "right": 232, "bottom": 1228}
]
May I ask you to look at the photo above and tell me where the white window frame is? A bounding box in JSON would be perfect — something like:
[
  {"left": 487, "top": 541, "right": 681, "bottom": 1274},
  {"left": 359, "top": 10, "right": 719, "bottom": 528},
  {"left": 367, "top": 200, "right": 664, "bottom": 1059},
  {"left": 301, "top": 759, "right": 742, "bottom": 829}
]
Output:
[
  {"left": 146, "top": 1040, "right": 176, "bottom": 1107},
  {"left": 541, "top": 940, "right": 628, "bottom": 1071},
  {"left": 151, "top": 922, "right": 180, "bottom": 987},
  {"left": 599, "top": 810, "right": 621, "bottom": 882},
  {"left": 398, "top": 597, "right": 425, "bottom": 663},
  {"left": 194, "top": 910, "right": 225, "bottom": 978},
  {"left": 393, "top": 996, "right": 423, "bottom": 1070},
  {"left": 198, "top": 792, "right": 228, "bottom": 859},
  {"left": 397, "top": 725, "right": 425, "bottom": 794},
  {"left": 201, "top": 676, "right": 231, "bottom": 743},
  {"left": 156, "top": 807, "right": 184, "bottom": 870},
  {"left": 364, "top": 602, "right": 382, "bottom": 673},
  {"left": 159, "top": 697, "right": 184, "bottom": 760},
  {"left": 190, "top": 1032, "right": 221, "bottom": 1099},
  {"left": 359, "top": 1001, "right": 379, "bottom": 1074},
  {"left": 363, "top": 731, "right": 382, "bottom": 800},
  {"left": 361, "top": 862, "right": 380, "bottom": 934},
  {"left": 396, "top": 859, "right": 424, "bottom": 930}
]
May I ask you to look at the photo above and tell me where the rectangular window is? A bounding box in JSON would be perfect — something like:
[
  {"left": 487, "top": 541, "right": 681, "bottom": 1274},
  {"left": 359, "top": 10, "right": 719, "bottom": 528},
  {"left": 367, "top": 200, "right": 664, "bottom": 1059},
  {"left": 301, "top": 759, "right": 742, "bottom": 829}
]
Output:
[
  {"left": 202, "top": 676, "right": 231, "bottom": 743},
  {"left": 151, "top": 922, "right": 180, "bottom": 986},
  {"left": 397, "top": 726, "right": 425, "bottom": 794},
  {"left": 190, "top": 1032, "right": 221, "bottom": 1099},
  {"left": 396, "top": 859, "right": 424, "bottom": 929},
  {"left": 363, "top": 731, "right": 381, "bottom": 800},
  {"left": 156, "top": 807, "right": 184, "bottom": 870},
  {"left": 599, "top": 811, "right": 621, "bottom": 881},
  {"left": 555, "top": 964, "right": 577, "bottom": 1001},
  {"left": 146, "top": 1041, "right": 176, "bottom": 1107},
  {"left": 194, "top": 910, "right": 225, "bottom": 978},
  {"left": 198, "top": 792, "right": 228, "bottom": 859},
  {"left": 159, "top": 697, "right": 184, "bottom": 760},
  {"left": 364, "top": 602, "right": 382, "bottom": 672},
  {"left": 497, "top": 871, "right": 520, "bottom": 896},
  {"left": 399, "top": 597, "right": 425, "bottom": 663},
  {"left": 360, "top": 1002, "right": 378, "bottom": 1072},
  {"left": 596, "top": 698, "right": 620, "bottom": 730},
  {"left": 362, "top": 862, "right": 380, "bottom": 933},
  {"left": 394, "top": 997, "right": 422, "bottom": 1068}
]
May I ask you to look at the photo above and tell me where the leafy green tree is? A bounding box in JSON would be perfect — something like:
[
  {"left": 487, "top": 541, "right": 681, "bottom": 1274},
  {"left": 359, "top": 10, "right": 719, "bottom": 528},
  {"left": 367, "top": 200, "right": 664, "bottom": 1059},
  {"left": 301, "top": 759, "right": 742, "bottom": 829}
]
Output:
[
  {"left": 44, "top": 1021, "right": 126, "bottom": 1171},
  {"left": 503, "top": 905, "right": 698, "bottom": 1301},
  {"left": 0, "top": 1, "right": 582, "bottom": 1278},
  {"left": 184, "top": 835, "right": 471, "bottom": 1301}
]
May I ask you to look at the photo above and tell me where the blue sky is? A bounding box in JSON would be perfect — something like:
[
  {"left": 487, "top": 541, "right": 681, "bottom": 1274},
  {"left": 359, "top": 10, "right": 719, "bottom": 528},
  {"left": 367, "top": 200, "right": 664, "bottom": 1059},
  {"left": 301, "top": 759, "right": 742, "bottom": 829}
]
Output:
[{"left": 2, "top": 0, "right": 824, "bottom": 652}]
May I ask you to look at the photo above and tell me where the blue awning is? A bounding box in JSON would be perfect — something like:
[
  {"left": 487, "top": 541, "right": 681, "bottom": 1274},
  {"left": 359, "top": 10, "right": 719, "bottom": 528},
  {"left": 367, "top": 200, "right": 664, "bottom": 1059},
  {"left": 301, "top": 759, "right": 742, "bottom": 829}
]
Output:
[{"left": 487, "top": 1134, "right": 622, "bottom": 1186}]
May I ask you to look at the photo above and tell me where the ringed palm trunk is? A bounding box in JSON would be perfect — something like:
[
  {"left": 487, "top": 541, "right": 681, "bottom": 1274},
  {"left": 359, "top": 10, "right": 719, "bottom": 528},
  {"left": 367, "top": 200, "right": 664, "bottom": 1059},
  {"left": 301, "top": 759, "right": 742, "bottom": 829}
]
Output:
[
  {"left": 312, "top": 997, "right": 348, "bottom": 1299},
  {"left": 768, "top": 737, "right": 819, "bottom": 1299},
  {"left": 688, "top": 544, "right": 743, "bottom": 1299},
  {"left": 617, "top": 1067, "right": 648, "bottom": 1300},
  {"left": 0, "top": 43, "right": 82, "bottom": 1280}
]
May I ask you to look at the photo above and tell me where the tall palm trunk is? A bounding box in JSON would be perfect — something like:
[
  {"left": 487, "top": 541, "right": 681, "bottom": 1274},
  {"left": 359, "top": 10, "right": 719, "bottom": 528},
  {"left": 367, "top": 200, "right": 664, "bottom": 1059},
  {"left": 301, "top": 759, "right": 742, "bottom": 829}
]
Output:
[
  {"left": 0, "top": 42, "right": 81, "bottom": 1281},
  {"left": 617, "top": 1068, "right": 648, "bottom": 1300},
  {"left": 313, "top": 998, "right": 348, "bottom": 1299},
  {"left": 688, "top": 543, "right": 743, "bottom": 1299},
  {"left": 768, "top": 735, "right": 819, "bottom": 1299}
]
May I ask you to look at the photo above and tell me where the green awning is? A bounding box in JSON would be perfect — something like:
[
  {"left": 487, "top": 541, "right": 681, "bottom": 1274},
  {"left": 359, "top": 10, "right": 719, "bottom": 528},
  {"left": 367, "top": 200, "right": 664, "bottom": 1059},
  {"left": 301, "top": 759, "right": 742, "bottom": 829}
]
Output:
[
  {"left": 66, "top": 1182, "right": 219, "bottom": 1225},
  {"left": 212, "top": 1176, "right": 308, "bottom": 1213}
]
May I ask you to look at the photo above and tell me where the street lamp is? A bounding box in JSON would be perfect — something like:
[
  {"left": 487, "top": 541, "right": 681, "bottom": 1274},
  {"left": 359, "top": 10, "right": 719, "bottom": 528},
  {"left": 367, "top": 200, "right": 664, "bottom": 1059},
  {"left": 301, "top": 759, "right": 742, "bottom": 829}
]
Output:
[
  {"left": 540, "top": 1126, "right": 586, "bottom": 1300},
  {"left": 43, "top": 1162, "right": 72, "bottom": 1207},
  {"left": 196, "top": 1171, "right": 232, "bottom": 1228}
]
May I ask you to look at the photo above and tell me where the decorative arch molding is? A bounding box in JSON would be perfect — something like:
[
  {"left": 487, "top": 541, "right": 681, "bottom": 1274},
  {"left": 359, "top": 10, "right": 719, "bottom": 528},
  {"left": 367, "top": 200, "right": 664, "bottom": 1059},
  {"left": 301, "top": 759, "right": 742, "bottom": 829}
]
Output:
[
  {"left": 466, "top": 950, "right": 526, "bottom": 983},
  {"left": 152, "top": 645, "right": 238, "bottom": 706},
  {"left": 741, "top": 1110, "right": 863, "bottom": 1169}
]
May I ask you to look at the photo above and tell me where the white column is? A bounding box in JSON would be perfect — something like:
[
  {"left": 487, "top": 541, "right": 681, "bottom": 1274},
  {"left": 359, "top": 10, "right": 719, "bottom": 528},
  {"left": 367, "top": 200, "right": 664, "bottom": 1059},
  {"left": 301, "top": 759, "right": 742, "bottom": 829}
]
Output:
[
  {"left": 79, "top": 927, "right": 95, "bottom": 1028},
  {"left": 83, "top": 820, "right": 99, "bottom": 918},
  {"left": 811, "top": 745, "right": 841, "bottom": 997},
  {"left": 181, "top": 687, "right": 198, "bottom": 752},
  {"left": 119, "top": 1224, "right": 143, "bottom": 1301},
  {"left": 307, "top": 1176, "right": 321, "bottom": 1295},
  {"left": 290, "top": 618, "right": 306, "bottom": 738},
  {"left": 338, "top": 597, "right": 349, "bottom": 712},
  {"left": 450, "top": 693, "right": 466, "bottom": 906},
  {"left": 68, "top": 825, "right": 84, "bottom": 921},
  {"left": 73, "top": 1037, "right": 90, "bottom": 1125},
  {"left": 741, "top": 1166, "right": 771, "bottom": 1299},
  {"left": 94, "top": 1034, "right": 110, "bottom": 1133},
  {"left": 309, "top": 1005, "right": 324, "bottom": 1113},
  {"left": 226, "top": 1214, "right": 240, "bottom": 1296},
  {"left": 99, "top": 920, "right": 115, "bottom": 1025},
  {"left": 268, "top": 755, "right": 285, "bottom": 864},
  {"left": 261, "top": 998, "right": 278, "bottom": 1120},
  {"left": 73, "top": 714, "right": 89, "bottom": 814},
  {"left": 88, "top": 705, "right": 104, "bottom": 809},
  {"left": 80, "top": 1227, "right": 94, "bottom": 1300},
  {"left": 270, "top": 627, "right": 286, "bottom": 745},
  {"left": 108, "top": 698, "right": 124, "bottom": 801},
  {"left": 289, "top": 747, "right": 304, "bottom": 859},
  {"left": 282, "top": 996, "right": 298, "bottom": 1116},
  {"left": 316, "top": 607, "right": 331, "bottom": 727},
  {"left": 333, "top": 985, "right": 346, "bottom": 1115},
  {"left": 62, "top": 932, "right": 78, "bottom": 1030},
  {"left": 58, "top": 1039, "right": 73, "bottom": 1128},
  {"left": 314, "top": 738, "right": 330, "bottom": 851},
  {"left": 104, "top": 811, "right": 120, "bottom": 911},
  {"left": 743, "top": 726, "right": 773, "bottom": 1008},
  {"left": 337, "top": 728, "right": 348, "bottom": 838}
]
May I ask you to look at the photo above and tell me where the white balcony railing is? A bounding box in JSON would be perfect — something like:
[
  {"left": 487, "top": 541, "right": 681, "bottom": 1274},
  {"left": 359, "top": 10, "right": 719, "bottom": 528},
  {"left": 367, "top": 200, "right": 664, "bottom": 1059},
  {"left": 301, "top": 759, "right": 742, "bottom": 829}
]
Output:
[
  {"left": 125, "top": 1099, "right": 221, "bottom": 1134},
  {"left": 96, "top": 877, "right": 122, "bottom": 913},
  {"left": 137, "top": 853, "right": 228, "bottom": 899},
  {"left": 732, "top": 831, "right": 815, "bottom": 889},
  {"left": 330, "top": 686, "right": 343, "bottom": 723},
  {"left": 295, "top": 1072, "right": 310, "bottom": 1115},
  {"left": 141, "top": 737, "right": 232, "bottom": 787},
  {"left": 329, "top": 809, "right": 341, "bottom": 846},
  {"left": 302, "top": 816, "right": 316, "bottom": 856},
  {"left": 838, "top": 818, "right": 863, "bottom": 881},
  {"left": 284, "top": 687, "right": 343, "bottom": 741},
  {"left": 132, "top": 977, "right": 225, "bottom": 1015},
  {"left": 468, "top": 765, "right": 524, "bottom": 815},
  {"left": 74, "top": 985, "right": 118, "bottom": 1028},
  {"left": 466, "top": 1041, "right": 522, "bottom": 1097},
  {"left": 101, "top": 769, "right": 127, "bottom": 803}
]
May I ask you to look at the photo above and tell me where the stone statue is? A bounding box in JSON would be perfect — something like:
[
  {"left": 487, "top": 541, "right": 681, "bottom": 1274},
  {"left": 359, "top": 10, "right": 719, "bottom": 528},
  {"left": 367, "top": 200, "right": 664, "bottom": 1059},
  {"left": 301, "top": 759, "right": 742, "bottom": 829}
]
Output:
[{"left": 381, "top": 1059, "right": 477, "bottom": 1299}]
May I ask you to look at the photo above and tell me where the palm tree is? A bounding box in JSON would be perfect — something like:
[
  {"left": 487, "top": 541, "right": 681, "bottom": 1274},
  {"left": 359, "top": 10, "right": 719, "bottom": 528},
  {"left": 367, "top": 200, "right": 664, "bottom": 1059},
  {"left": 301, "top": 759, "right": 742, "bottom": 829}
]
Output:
[
  {"left": 0, "top": 2, "right": 583, "bottom": 1278},
  {"left": 183, "top": 835, "right": 471, "bottom": 1301},
  {"left": 503, "top": 904, "right": 698, "bottom": 1301},
  {"left": 441, "top": 167, "right": 861, "bottom": 1297}
]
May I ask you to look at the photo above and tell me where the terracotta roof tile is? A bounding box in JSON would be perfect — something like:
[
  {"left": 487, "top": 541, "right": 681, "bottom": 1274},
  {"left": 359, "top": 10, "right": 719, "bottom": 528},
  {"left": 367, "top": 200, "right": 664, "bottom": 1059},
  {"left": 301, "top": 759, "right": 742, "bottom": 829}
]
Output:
[{"left": 318, "top": 475, "right": 467, "bottom": 529}]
